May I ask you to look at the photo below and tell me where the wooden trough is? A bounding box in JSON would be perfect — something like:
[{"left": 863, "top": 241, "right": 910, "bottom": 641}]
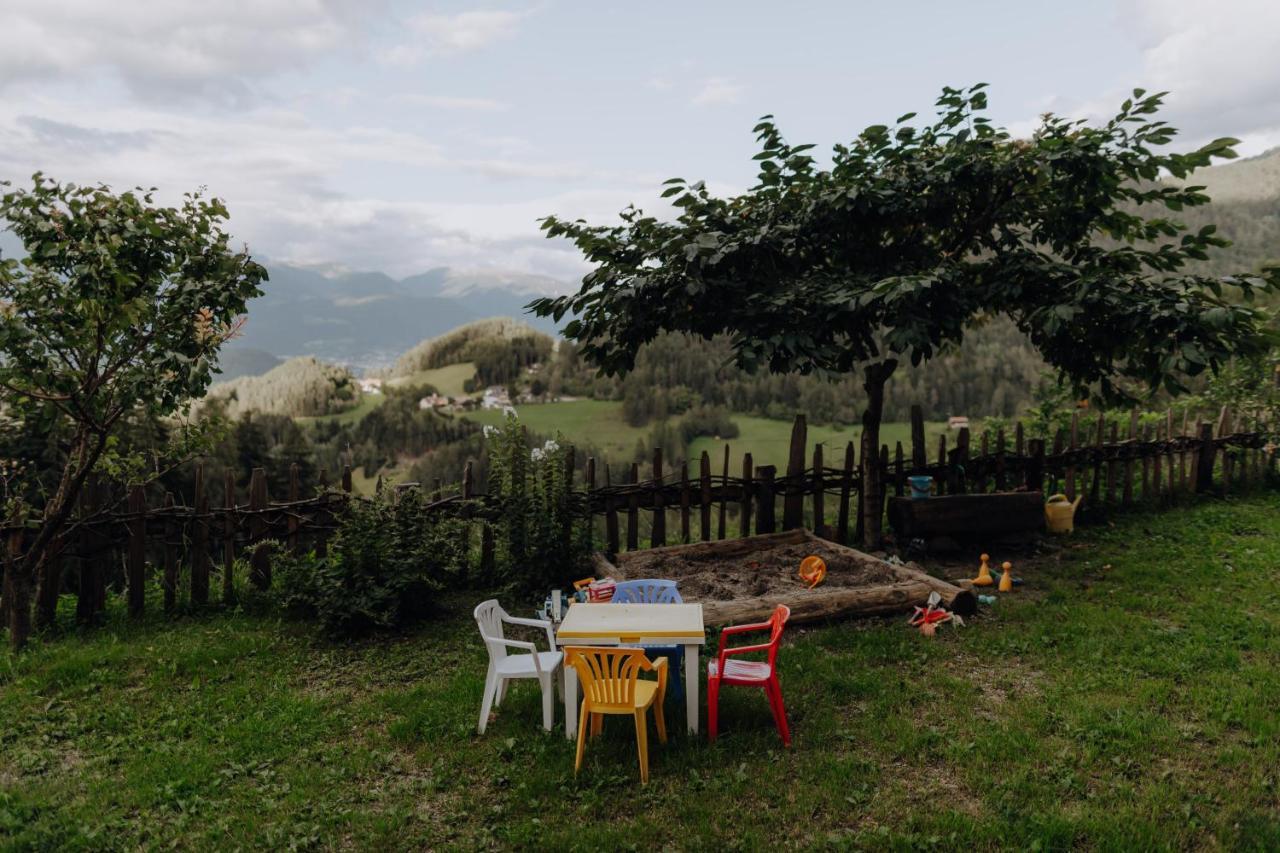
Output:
[{"left": 594, "top": 529, "right": 975, "bottom": 628}]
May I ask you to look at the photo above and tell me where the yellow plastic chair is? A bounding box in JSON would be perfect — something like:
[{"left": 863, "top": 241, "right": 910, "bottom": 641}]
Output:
[{"left": 564, "top": 646, "right": 668, "bottom": 784}]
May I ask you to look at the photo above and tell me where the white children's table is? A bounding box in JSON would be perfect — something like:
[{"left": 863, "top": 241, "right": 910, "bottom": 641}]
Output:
[{"left": 554, "top": 602, "right": 706, "bottom": 738}]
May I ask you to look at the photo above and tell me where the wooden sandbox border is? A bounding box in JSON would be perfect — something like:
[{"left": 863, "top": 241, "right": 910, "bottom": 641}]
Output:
[{"left": 593, "top": 528, "right": 975, "bottom": 628}]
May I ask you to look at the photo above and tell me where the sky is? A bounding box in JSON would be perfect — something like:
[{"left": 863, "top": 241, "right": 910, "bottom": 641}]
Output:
[{"left": 2, "top": 0, "right": 1279, "bottom": 288}]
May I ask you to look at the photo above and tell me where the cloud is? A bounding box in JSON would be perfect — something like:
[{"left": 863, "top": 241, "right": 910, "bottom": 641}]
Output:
[
  {"left": 0, "top": 0, "right": 376, "bottom": 104},
  {"left": 691, "top": 77, "right": 744, "bottom": 107},
  {"left": 383, "top": 9, "right": 528, "bottom": 66},
  {"left": 387, "top": 93, "right": 509, "bottom": 112}
]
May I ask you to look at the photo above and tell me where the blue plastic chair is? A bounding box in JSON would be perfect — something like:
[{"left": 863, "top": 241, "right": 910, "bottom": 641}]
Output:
[{"left": 611, "top": 580, "right": 685, "bottom": 699}]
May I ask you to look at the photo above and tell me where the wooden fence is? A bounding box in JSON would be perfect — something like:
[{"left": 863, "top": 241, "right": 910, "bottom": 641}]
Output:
[{"left": 1, "top": 404, "right": 1272, "bottom": 625}]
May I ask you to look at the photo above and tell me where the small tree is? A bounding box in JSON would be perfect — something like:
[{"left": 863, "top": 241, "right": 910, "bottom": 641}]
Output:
[
  {"left": 531, "top": 86, "right": 1277, "bottom": 545},
  {"left": 0, "top": 175, "right": 266, "bottom": 649}
]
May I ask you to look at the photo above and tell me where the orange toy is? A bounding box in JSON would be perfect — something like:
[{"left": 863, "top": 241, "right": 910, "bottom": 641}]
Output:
[
  {"left": 998, "top": 561, "right": 1014, "bottom": 593},
  {"left": 972, "top": 553, "right": 994, "bottom": 587},
  {"left": 798, "top": 555, "right": 827, "bottom": 589}
]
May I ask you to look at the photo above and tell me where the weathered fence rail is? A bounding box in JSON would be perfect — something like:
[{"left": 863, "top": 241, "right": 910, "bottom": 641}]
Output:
[{"left": 1, "top": 404, "right": 1273, "bottom": 626}]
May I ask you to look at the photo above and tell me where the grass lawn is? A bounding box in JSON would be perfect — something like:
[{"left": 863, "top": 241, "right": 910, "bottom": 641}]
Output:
[
  {"left": 385, "top": 362, "right": 477, "bottom": 398},
  {"left": 690, "top": 416, "right": 950, "bottom": 471},
  {"left": 296, "top": 391, "right": 386, "bottom": 427},
  {"left": 463, "top": 399, "right": 648, "bottom": 462},
  {"left": 4, "top": 496, "right": 1280, "bottom": 848}
]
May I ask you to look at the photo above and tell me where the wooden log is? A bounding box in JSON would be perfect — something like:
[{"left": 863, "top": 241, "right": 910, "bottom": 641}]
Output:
[
  {"left": 127, "top": 484, "right": 146, "bottom": 619},
  {"left": 836, "top": 441, "right": 854, "bottom": 545},
  {"left": 740, "top": 453, "right": 754, "bottom": 538},
  {"left": 756, "top": 465, "right": 777, "bottom": 534},
  {"left": 702, "top": 580, "right": 958, "bottom": 628},
  {"left": 627, "top": 462, "right": 639, "bottom": 551},
  {"left": 223, "top": 471, "right": 236, "bottom": 604},
  {"left": 651, "top": 448, "right": 665, "bottom": 548},
  {"left": 812, "top": 443, "right": 825, "bottom": 535},
  {"left": 887, "top": 492, "right": 1045, "bottom": 539},
  {"left": 679, "top": 461, "right": 691, "bottom": 544},
  {"left": 718, "top": 444, "right": 730, "bottom": 540},
  {"left": 699, "top": 451, "right": 713, "bottom": 542},
  {"left": 248, "top": 469, "right": 270, "bottom": 590},
  {"left": 783, "top": 414, "right": 807, "bottom": 530},
  {"left": 910, "top": 405, "right": 927, "bottom": 470},
  {"left": 163, "top": 492, "right": 179, "bottom": 613},
  {"left": 1195, "top": 422, "right": 1215, "bottom": 493}
]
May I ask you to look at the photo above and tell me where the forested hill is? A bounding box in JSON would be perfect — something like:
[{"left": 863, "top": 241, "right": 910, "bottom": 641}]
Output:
[{"left": 1168, "top": 146, "right": 1280, "bottom": 276}]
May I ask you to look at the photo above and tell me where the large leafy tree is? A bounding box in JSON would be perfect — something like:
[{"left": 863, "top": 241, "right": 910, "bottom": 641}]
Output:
[
  {"left": 0, "top": 175, "right": 266, "bottom": 649},
  {"left": 532, "top": 86, "right": 1277, "bottom": 545}
]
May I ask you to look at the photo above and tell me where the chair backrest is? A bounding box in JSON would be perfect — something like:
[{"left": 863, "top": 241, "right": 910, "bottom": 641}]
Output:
[
  {"left": 611, "top": 579, "right": 682, "bottom": 604},
  {"left": 474, "top": 599, "right": 508, "bottom": 662},
  {"left": 564, "top": 646, "right": 650, "bottom": 709},
  {"left": 764, "top": 605, "right": 790, "bottom": 669}
]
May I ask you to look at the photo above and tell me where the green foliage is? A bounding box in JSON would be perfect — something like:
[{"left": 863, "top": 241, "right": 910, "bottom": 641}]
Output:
[
  {"left": 392, "top": 318, "right": 552, "bottom": 379},
  {"left": 484, "top": 414, "right": 590, "bottom": 590},
  {"left": 274, "top": 489, "right": 469, "bottom": 636},
  {"left": 203, "top": 356, "right": 361, "bottom": 419}
]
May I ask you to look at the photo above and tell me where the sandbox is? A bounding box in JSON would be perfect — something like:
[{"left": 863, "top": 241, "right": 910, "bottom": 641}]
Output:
[{"left": 594, "top": 529, "right": 975, "bottom": 628}]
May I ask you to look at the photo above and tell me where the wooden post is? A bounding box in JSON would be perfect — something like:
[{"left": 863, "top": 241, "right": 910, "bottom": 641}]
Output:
[
  {"left": 878, "top": 445, "right": 891, "bottom": 530},
  {"left": 812, "top": 443, "right": 825, "bottom": 536},
  {"left": 76, "top": 477, "right": 101, "bottom": 623},
  {"left": 191, "top": 465, "right": 209, "bottom": 606},
  {"left": 287, "top": 463, "right": 301, "bottom": 555},
  {"left": 834, "top": 442, "right": 855, "bottom": 544},
  {"left": 783, "top": 414, "right": 807, "bottom": 530},
  {"left": 315, "top": 468, "right": 330, "bottom": 559},
  {"left": 756, "top": 465, "right": 777, "bottom": 534},
  {"left": 995, "top": 429, "right": 1007, "bottom": 492},
  {"left": 480, "top": 522, "right": 495, "bottom": 575},
  {"left": 162, "top": 492, "right": 178, "bottom": 613},
  {"left": 1090, "top": 413, "right": 1105, "bottom": 506},
  {"left": 248, "top": 469, "right": 270, "bottom": 590},
  {"left": 679, "top": 461, "right": 691, "bottom": 543},
  {"left": 976, "top": 432, "right": 989, "bottom": 494},
  {"left": 893, "top": 441, "right": 905, "bottom": 497},
  {"left": 1218, "top": 407, "right": 1232, "bottom": 495},
  {"left": 585, "top": 456, "right": 597, "bottom": 553},
  {"left": 627, "top": 463, "right": 639, "bottom": 551},
  {"left": 1106, "top": 423, "right": 1119, "bottom": 505},
  {"left": 1051, "top": 429, "right": 1065, "bottom": 496},
  {"left": 605, "top": 465, "right": 620, "bottom": 557},
  {"left": 910, "top": 405, "right": 927, "bottom": 470},
  {"left": 1025, "top": 439, "right": 1045, "bottom": 493},
  {"left": 651, "top": 448, "right": 666, "bottom": 548},
  {"left": 1152, "top": 424, "right": 1163, "bottom": 503},
  {"left": 1122, "top": 409, "right": 1137, "bottom": 506},
  {"left": 1015, "top": 421, "right": 1025, "bottom": 456},
  {"left": 717, "top": 444, "right": 730, "bottom": 540},
  {"left": 223, "top": 471, "right": 236, "bottom": 604},
  {"left": 462, "top": 461, "right": 474, "bottom": 500},
  {"left": 740, "top": 453, "right": 754, "bottom": 538},
  {"left": 936, "top": 433, "right": 947, "bottom": 495},
  {"left": 950, "top": 428, "right": 970, "bottom": 494},
  {"left": 1166, "top": 410, "right": 1176, "bottom": 500},
  {"left": 127, "top": 484, "right": 146, "bottom": 619},
  {"left": 1195, "top": 422, "right": 1215, "bottom": 493},
  {"left": 699, "top": 452, "right": 713, "bottom": 542},
  {"left": 1066, "top": 412, "right": 1079, "bottom": 501},
  {"left": 1140, "top": 425, "right": 1152, "bottom": 502}
]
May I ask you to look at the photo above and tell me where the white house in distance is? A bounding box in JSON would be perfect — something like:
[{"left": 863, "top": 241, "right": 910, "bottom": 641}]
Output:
[
  {"left": 948, "top": 415, "right": 970, "bottom": 430},
  {"left": 481, "top": 386, "right": 511, "bottom": 410},
  {"left": 358, "top": 377, "right": 383, "bottom": 394},
  {"left": 418, "top": 392, "right": 450, "bottom": 410}
]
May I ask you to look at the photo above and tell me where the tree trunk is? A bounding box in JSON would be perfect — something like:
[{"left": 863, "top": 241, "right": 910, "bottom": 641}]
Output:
[{"left": 859, "top": 360, "right": 897, "bottom": 548}]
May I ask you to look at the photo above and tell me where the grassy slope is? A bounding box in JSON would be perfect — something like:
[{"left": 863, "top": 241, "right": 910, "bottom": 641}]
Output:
[
  {"left": 463, "top": 399, "right": 647, "bottom": 461},
  {"left": 689, "top": 416, "right": 950, "bottom": 469},
  {"left": 384, "top": 362, "right": 477, "bottom": 398},
  {"left": 295, "top": 391, "right": 386, "bottom": 427},
  {"left": 4, "top": 496, "right": 1280, "bottom": 848}
]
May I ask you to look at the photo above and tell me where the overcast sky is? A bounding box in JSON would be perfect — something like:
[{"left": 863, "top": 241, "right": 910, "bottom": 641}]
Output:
[{"left": 2, "top": 0, "right": 1279, "bottom": 286}]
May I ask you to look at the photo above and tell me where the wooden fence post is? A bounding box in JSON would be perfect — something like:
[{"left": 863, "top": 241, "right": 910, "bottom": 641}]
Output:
[
  {"left": 163, "top": 492, "right": 179, "bottom": 613},
  {"left": 1218, "top": 407, "right": 1232, "bottom": 496},
  {"left": 910, "top": 405, "right": 927, "bottom": 470},
  {"left": 651, "top": 448, "right": 666, "bottom": 548},
  {"left": 248, "top": 469, "right": 271, "bottom": 590},
  {"left": 679, "top": 461, "right": 691, "bottom": 544},
  {"left": 627, "top": 462, "right": 639, "bottom": 551},
  {"left": 878, "top": 445, "right": 890, "bottom": 529},
  {"left": 287, "top": 463, "right": 301, "bottom": 555},
  {"left": 740, "top": 453, "right": 754, "bottom": 538},
  {"left": 699, "top": 452, "right": 712, "bottom": 542},
  {"left": 1025, "top": 439, "right": 1045, "bottom": 493},
  {"left": 949, "top": 428, "right": 969, "bottom": 494},
  {"left": 893, "top": 441, "right": 905, "bottom": 497},
  {"left": 189, "top": 465, "right": 210, "bottom": 606},
  {"left": 995, "top": 428, "right": 1007, "bottom": 492},
  {"left": 1140, "top": 424, "right": 1152, "bottom": 501},
  {"left": 585, "top": 457, "right": 596, "bottom": 553},
  {"left": 223, "top": 471, "right": 236, "bottom": 604},
  {"left": 812, "top": 443, "right": 825, "bottom": 536},
  {"left": 783, "top": 414, "right": 806, "bottom": 530},
  {"left": 1090, "top": 413, "right": 1105, "bottom": 506},
  {"left": 76, "top": 477, "right": 101, "bottom": 623},
  {"left": 756, "top": 465, "right": 777, "bottom": 534},
  {"left": 127, "top": 484, "right": 146, "bottom": 619},
  {"left": 935, "top": 433, "right": 947, "bottom": 496},
  {"left": 718, "top": 445, "right": 730, "bottom": 540},
  {"left": 836, "top": 441, "right": 854, "bottom": 545},
  {"left": 1066, "top": 412, "right": 1079, "bottom": 501},
  {"left": 1195, "top": 422, "right": 1216, "bottom": 493},
  {"left": 605, "top": 465, "right": 620, "bottom": 557}
]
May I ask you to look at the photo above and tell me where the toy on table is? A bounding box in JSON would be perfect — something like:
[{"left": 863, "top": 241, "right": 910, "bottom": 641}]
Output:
[
  {"left": 798, "top": 555, "right": 827, "bottom": 589},
  {"left": 972, "top": 553, "right": 994, "bottom": 587},
  {"left": 998, "top": 561, "right": 1014, "bottom": 593},
  {"left": 572, "top": 576, "right": 616, "bottom": 602},
  {"left": 909, "top": 591, "right": 957, "bottom": 637}
]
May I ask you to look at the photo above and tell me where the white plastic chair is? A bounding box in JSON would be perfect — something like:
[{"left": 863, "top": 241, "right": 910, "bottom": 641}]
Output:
[{"left": 474, "top": 599, "right": 564, "bottom": 734}]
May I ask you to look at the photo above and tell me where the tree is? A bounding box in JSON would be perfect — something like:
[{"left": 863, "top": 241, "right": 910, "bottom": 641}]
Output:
[
  {"left": 0, "top": 175, "right": 266, "bottom": 649},
  {"left": 531, "top": 86, "right": 1278, "bottom": 545}
]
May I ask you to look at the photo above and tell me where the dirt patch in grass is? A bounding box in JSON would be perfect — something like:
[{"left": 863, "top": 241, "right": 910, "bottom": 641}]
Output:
[{"left": 616, "top": 540, "right": 900, "bottom": 601}]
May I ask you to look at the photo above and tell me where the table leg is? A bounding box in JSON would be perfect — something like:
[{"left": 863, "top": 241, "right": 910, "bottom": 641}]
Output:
[
  {"left": 683, "top": 644, "right": 699, "bottom": 735},
  {"left": 564, "top": 663, "right": 578, "bottom": 740}
]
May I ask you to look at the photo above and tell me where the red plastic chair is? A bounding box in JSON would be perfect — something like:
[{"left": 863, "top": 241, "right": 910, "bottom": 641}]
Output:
[{"left": 706, "top": 604, "right": 791, "bottom": 746}]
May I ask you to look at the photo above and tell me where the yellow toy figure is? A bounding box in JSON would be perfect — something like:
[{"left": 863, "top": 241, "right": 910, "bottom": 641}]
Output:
[
  {"left": 972, "top": 553, "right": 994, "bottom": 587},
  {"left": 999, "top": 561, "right": 1014, "bottom": 593},
  {"left": 798, "top": 555, "right": 827, "bottom": 589}
]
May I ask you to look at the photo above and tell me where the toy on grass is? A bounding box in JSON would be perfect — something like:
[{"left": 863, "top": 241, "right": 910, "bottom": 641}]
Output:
[
  {"left": 908, "top": 591, "right": 958, "bottom": 637},
  {"left": 972, "top": 553, "right": 994, "bottom": 587},
  {"left": 998, "top": 561, "right": 1014, "bottom": 592},
  {"left": 798, "top": 555, "right": 827, "bottom": 589}
]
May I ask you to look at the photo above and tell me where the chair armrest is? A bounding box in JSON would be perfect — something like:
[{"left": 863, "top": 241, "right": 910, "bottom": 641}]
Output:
[
  {"left": 503, "top": 614, "right": 557, "bottom": 648},
  {"left": 714, "top": 620, "right": 773, "bottom": 655},
  {"left": 653, "top": 656, "right": 668, "bottom": 697},
  {"left": 718, "top": 641, "right": 773, "bottom": 671}
]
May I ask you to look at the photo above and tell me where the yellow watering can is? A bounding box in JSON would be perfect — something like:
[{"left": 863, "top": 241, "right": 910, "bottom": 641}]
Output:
[{"left": 1044, "top": 493, "right": 1083, "bottom": 534}]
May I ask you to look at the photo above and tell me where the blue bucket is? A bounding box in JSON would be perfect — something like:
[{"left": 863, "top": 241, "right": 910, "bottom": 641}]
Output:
[{"left": 908, "top": 475, "right": 933, "bottom": 500}]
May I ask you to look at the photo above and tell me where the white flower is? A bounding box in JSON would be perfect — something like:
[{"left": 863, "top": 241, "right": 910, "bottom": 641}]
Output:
[
  {"left": 503, "top": 405, "right": 518, "bottom": 417},
  {"left": 483, "top": 425, "right": 497, "bottom": 438},
  {"left": 530, "top": 447, "right": 545, "bottom": 462},
  {"left": 542, "top": 439, "right": 559, "bottom": 453}
]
